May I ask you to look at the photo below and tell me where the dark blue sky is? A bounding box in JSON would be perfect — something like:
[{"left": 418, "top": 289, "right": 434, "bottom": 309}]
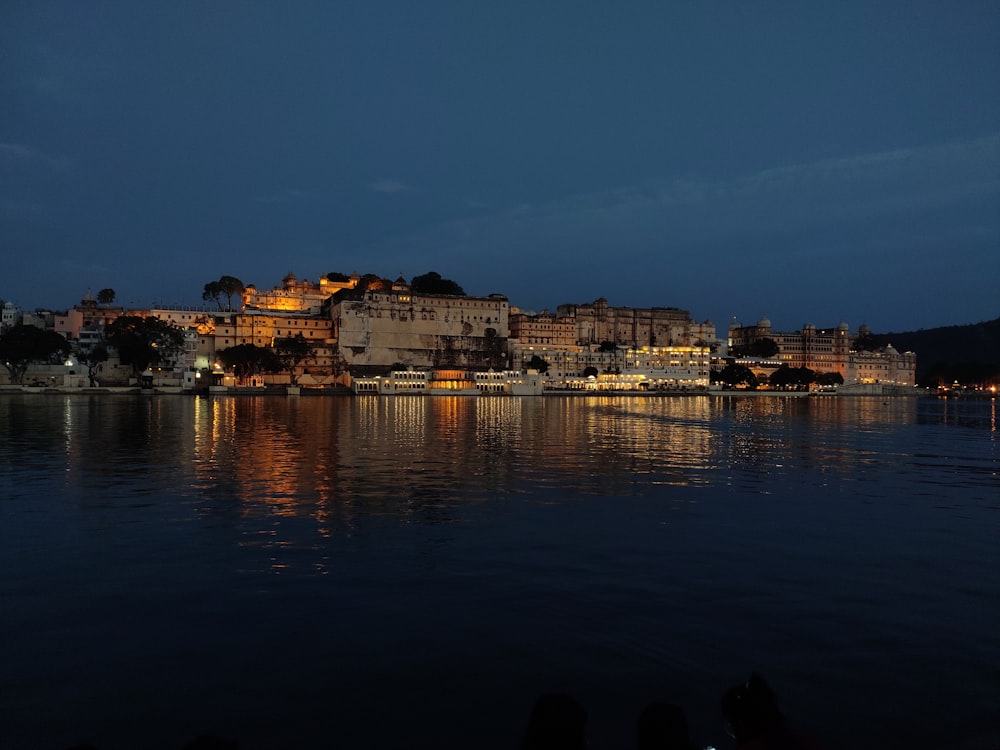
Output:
[{"left": 3, "top": 2, "right": 998, "bottom": 333}]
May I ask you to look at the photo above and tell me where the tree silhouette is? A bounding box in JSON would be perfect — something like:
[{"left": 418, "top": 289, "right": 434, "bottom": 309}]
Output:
[
  {"left": 526, "top": 354, "right": 549, "bottom": 373},
  {"left": 410, "top": 271, "right": 465, "bottom": 296},
  {"left": 218, "top": 276, "right": 245, "bottom": 310},
  {"left": 769, "top": 364, "right": 816, "bottom": 390},
  {"left": 733, "top": 338, "right": 780, "bottom": 358},
  {"left": 275, "top": 334, "right": 316, "bottom": 384},
  {"left": 202, "top": 281, "right": 223, "bottom": 310},
  {"left": 816, "top": 371, "right": 844, "bottom": 386},
  {"left": 202, "top": 276, "right": 245, "bottom": 311},
  {"left": 217, "top": 344, "right": 280, "bottom": 381},
  {"left": 0, "top": 325, "right": 71, "bottom": 384},
  {"left": 715, "top": 363, "right": 757, "bottom": 389},
  {"left": 105, "top": 316, "right": 185, "bottom": 377},
  {"left": 357, "top": 273, "right": 390, "bottom": 292},
  {"left": 80, "top": 343, "right": 109, "bottom": 386}
]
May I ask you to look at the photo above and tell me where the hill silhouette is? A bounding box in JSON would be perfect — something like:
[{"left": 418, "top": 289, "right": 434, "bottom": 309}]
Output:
[{"left": 873, "top": 316, "right": 1000, "bottom": 386}]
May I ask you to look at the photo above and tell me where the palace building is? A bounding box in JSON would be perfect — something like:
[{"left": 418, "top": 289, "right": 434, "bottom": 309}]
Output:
[
  {"left": 556, "top": 297, "right": 717, "bottom": 349},
  {"left": 329, "top": 288, "right": 510, "bottom": 370},
  {"left": 727, "top": 318, "right": 917, "bottom": 387}
]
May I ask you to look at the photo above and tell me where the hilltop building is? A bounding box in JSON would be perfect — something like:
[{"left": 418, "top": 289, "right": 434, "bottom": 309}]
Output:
[{"left": 243, "top": 272, "right": 357, "bottom": 315}]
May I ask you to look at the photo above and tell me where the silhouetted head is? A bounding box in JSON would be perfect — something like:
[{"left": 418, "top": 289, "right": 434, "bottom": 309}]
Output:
[
  {"left": 721, "top": 672, "right": 783, "bottom": 742},
  {"left": 637, "top": 701, "right": 696, "bottom": 750},
  {"left": 521, "top": 692, "right": 588, "bottom": 750}
]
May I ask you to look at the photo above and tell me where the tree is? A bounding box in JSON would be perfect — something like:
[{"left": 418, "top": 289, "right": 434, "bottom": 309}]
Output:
[
  {"left": 583, "top": 366, "right": 599, "bottom": 378},
  {"left": 202, "top": 276, "right": 245, "bottom": 311},
  {"left": 202, "top": 281, "right": 223, "bottom": 311},
  {"left": 330, "top": 349, "right": 348, "bottom": 382},
  {"left": 483, "top": 327, "right": 505, "bottom": 370},
  {"left": 733, "top": 337, "right": 780, "bottom": 358},
  {"left": 769, "top": 365, "right": 816, "bottom": 390},
  {"left": 753, "top": 338, "right": 780, "bottom": 358},
  {"left": 274, "top": 334, "right": 316, "bottom": 384},
  {"left": 410, "top": 271, "right": 465, "bottom": 296},
  {"left": 715, "top": 363, "right": 758, "bottom": 389},
  {"left": 0, "top": 325, "right": 71, "bottom": 384},
  {"left": 598, "top": 341, "right": 618, "bottom": 352},
  {"left": 326, "top": 272, "right": 351, "bottom": 282},
  {"left": 217, "top": 344, "right": 280, "bottom": 381},
  {"left": 80, "top": 343, "right": 109, "bottom": 387},
  {"left": 816, "top": 371, "right": 844, "bottom": 387},
  {"left": 218, "top": 275, "right": 245, "bottom": 311},
  {"left": 105, "top": 316, "right": 185, "bottom": 377},
  {"left": 526, "top": 354, "right": 549, "bottom": 374},
  {"left": 97, "top": 288, "right": 116, "bottom": 306},
  {"left": 357, "top": 273, "right": 390, "bottom": 292},
  {"left": 853, "top": 331, "right": 880, "bottom": 352}
]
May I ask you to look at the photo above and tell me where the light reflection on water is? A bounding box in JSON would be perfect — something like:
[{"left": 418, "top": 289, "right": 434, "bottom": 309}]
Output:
[{"left": 0, "top": 394, "right": 997, "bottom": 750}]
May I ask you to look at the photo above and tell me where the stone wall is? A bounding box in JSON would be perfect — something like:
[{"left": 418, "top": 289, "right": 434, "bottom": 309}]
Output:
[{"left": 333, "top": 291, "right": 509, "bottom": 369}]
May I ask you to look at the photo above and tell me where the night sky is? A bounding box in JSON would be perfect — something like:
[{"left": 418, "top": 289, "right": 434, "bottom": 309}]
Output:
[{"left": 3, "top": 2, "right": 998, "bottom": 333}]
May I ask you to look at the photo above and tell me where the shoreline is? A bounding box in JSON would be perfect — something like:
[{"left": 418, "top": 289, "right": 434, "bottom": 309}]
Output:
[{"left": 0, "top": 385, "right": 933, "bottom": 398}]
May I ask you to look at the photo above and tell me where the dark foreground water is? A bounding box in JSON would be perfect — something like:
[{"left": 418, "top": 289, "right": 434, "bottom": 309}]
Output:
[{"left": 0, "top": 394, "right": 997, "bottom": 750}]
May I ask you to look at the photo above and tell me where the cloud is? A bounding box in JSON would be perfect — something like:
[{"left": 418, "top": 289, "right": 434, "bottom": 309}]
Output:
[
  {"left": 385, "top": 133, "right": 1000, "bottom": 257},
  {"left": 0, "top": 142, "right": 70, "bottom": 170},
  {"left": 716, "top": 133, "right": 999, "bottom": 207},
  {"left": 349, "top": 132, "right": 1000, "bottom": 323},
  {"left": 370, "top": 179, "right": 413, "bottom": 194}
]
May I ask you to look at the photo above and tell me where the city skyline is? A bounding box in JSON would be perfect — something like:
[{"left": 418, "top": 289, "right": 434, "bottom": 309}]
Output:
[{"left": 3, "top": 2, "right": 999, "bottom": 332}]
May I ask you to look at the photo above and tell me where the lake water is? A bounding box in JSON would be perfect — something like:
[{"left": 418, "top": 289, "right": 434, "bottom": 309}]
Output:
[{"left": 1, "top": 394, "right": 997, "bottom": 750}]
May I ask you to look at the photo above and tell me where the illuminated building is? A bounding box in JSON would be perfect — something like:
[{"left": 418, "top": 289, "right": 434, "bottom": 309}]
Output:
[
  {"left": 243, "top": 272, "right": 356, "bottom": 315},
  {"left": 509, "top": 309, "right": 578, "bottom": 347},
  {"left": 351, "top": 368, "right": 543, "bottom": 395},
  {"left": 510, "top": 344, "right": 710, "bottom": 390},
  {"left": 331, "top": 289, "right": 510, "bottom": 370},
  {"left": 556, "top": 297, "right": 717, "bottom": 349},
  {"left": 846, "top": 345, "right": 917, "bottom": 387},
  {"left": 727, "top": 318, "right": 917, "bottom": 387}
]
